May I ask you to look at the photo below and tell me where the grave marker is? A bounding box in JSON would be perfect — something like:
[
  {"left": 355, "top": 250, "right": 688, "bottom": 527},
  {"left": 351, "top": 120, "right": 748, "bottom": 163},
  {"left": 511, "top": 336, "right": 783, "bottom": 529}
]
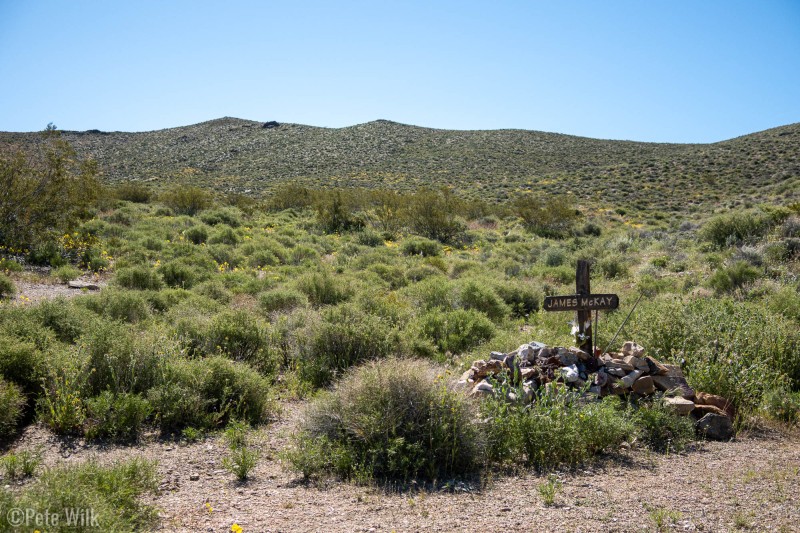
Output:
[{"left": 543, "top": 260, "right": 619, "bottom": 354}]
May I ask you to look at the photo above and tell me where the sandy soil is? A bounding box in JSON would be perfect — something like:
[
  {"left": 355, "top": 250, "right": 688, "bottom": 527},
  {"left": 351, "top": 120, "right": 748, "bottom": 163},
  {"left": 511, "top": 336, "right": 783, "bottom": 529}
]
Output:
[{"left": 5, "top": 405, "right": 799, "bottom": 533}]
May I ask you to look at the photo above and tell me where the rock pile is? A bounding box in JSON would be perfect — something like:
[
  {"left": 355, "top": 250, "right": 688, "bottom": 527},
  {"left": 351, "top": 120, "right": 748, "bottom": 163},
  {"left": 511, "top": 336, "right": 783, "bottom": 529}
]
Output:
[{"left": 458, "top": 340, "right": 735, "bottom": 440}]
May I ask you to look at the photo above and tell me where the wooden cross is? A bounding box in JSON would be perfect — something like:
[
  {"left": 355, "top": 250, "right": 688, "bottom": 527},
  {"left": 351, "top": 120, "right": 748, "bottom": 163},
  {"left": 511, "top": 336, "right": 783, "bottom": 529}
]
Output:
[{"left": 543, "top": 260, "right": 619, "bottom": 355}]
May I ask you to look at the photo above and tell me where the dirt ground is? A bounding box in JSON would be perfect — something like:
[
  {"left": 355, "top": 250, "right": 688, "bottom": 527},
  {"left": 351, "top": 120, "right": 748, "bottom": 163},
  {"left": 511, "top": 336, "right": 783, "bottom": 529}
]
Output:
[{"left": 6, "top": 404, "right": 799, "bottom": 533}]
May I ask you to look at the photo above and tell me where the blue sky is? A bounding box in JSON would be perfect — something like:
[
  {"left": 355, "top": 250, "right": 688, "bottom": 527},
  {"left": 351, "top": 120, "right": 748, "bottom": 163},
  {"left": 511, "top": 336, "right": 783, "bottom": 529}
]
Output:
[{"left": 1, "top": 0, "right": 798, "bottom": 142}]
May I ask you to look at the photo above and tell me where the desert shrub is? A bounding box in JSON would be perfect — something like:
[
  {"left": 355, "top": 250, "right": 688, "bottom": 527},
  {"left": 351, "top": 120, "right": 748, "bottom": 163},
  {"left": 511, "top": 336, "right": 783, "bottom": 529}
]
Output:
[
  {"left": 582, "top": 222, "right": 602, "bottom": 236},
  {"left": 259, "top": 288, "right": 308, "bottom": 314},
  {"left": 708, "top": 260, "right": 760, "bottom": 293},
  {"left": 484, "top": 389, "right": 634, "bottom": 468},
  {"left": 294, "top": 305, "right": 399, "bottom": 388},
  {"left": 405, "top": 264, "right": 445, "bottom": 282},
  {"left": 401, "top": 237, "right": 441, "bottom": 257},
  {"left": 286, "top": 357, "right": 482, "bottom": 481},
  {"left": 149, "top": 356, "right": 272, "bottom": 432},
  {"left": 1, "top": 449, "right": 42, "bottom": 480},
  {"left": 85, "top": 391, "right": 152, "bottom": 442},
  {"left": 53, "top": 269, "right": 84, "bottom": 289},
  {"left": 184, "top": 225, "right": 209, "bottom": 244},
  {"left": 543, "top": 247, "right": 568, "bottom": 267},
  {"left": 200, "top": 207, "right": 242, "bottom": 228},
  {"left": 622, "top": 297, "right": 800, "bottom": 413},
  {"left": 289, "top": 245, "right": 320, "bottom": 265},
  {"left": 160, "top": 260, "right": 205, "bottom": 289},
  {"left": 315, "top": 191, "right": 363, "bottom": 233},
  {"left": 411, "top": 308, "right": 495, "bottom": 355},
  {"left": 0, "top": 273, "right": 15, "bottom": 300},
  {"left": 115, "top": 265, "right": 163, "bottom": 290},
  {"left": 37, "top": 373, "right": 86, "bottom": 435},
  {"left": 295, "top": 270, "right": 351, "bottom": 306},
  {"left": 208, "top": 224, "right": 240, "bottom": 245},
  {"left": 514, "top": 193, "right": 581, "bottom": 238},
  {"left": 0, "top": 129, "right": 100, "bottom": 249},
  {"left": 494, "top": 279, "right": 543, "bottom": 317},
  {"left": 405, "top": 188, "right": 466, "bottom": 244},
  {"left": 455, "top": 279, "right": 510, "bottom": 322},
  {"left": 700, "top": 207, "right": 789, "bottom": 248},
  {"left": 191, "top": 279, "right": 232, "bottom": 304},
  {"left": 367, "top": 263, "right": 407, "bottom": 290},
  {"left": 0, "top": 378, "right": 25, "bottom": 439},
  {"left": 633, "top": 399, "right": 695, "bottom": 452},
  {"left": 356, "top": 228, "right": 384, "bottom": 247},
  {"left": 402, "top": 276, "right": 454, "bottom": 310},
  {"left": 597, "top": 256, "right": 629, "bottom": 279},
  {"left": 81, "top": 289, "right": 151, "bottom": 323},
  {"left": 760, "top": 388, "right": 800, "bottom": 425},
  {"left": 0, "top": 337, "right": 46, "bottom": 396},
  {"left": 161, "top": 185, "right": 212, "bottom": 216},
  {"left": 0, "top": 258, "right": 23, "bottom": 273},
  {"left": 7, "top": 458, "right": 159, "bottom": 532},
  {"left": 222, "top": 420, "right": 260, "bottom": 481},
  {"left": 204, "top": 311, "right": 275, "bottom": 374},
  {"left": 114, "top": 182, "right": 152, "bottom": 203},
  {"left": 766, "top": 285, "right": 800, "bottom": 321},
  {"left": 83, "top": 324, "right": 169, "bottom": 396}
]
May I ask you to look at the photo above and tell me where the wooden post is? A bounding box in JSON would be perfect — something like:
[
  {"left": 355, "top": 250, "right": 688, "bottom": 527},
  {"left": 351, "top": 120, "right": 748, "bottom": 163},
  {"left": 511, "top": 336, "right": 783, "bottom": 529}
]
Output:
[{"left": 576, "top": 260, "right": 592, "bottom": 355}]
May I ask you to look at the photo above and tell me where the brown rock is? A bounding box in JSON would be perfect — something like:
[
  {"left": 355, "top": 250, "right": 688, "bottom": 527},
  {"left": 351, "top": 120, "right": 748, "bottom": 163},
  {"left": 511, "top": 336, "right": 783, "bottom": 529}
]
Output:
[
  {"left": 568, "top": 346, "right": 592, "bottom": 362},
  {"left": 520, "top": 367, "right": 540, "bottom": 381},
  {"left": 631, "top": 375, "right": 656, "bottom": 395},
  {"left": 651, "top": 374, "right": 695, "bottom": 400},
  {"left": 623, "top": 355, "right": 650, "bottom": 373},
  {"left": 620, "top": 370, "right": 643, "bottom": 388},
  {"left": 693, "top": 404, "right": 728, "bottom": 417},
  {"left": 621, "top": 341, "right": 645, "bottom": 358},
  {"left": 471, "top": 359, "right": 505, "bottom": 380},
  {"left": 605, "top": 359, "right": 635, "bottom": 372},
  {"left": 695, "top": 392, "right": 735, "bottom": 418},
  {"left": 644, "top": 357, "right": 670, "bottom": 376},
  {"left": 68, "top": 280, "right": 101, "bottom": 290},
  {"left": 664, "top": 396, "right": 695, "bottom": 415}
]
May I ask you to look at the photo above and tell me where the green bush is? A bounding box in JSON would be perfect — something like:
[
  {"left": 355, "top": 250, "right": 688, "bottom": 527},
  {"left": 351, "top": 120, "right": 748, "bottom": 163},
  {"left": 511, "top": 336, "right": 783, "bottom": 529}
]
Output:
[
  {"left": 401, "top": 237, "right": 441, "bottom": 257},
  {"left": 700, "top": 207, "right": 789, "bottom": 248},
  {"left": 0, "top": 336, "right": 46, "bottom": 396},
  {"left": 708, "top": 260, "right": 760, "bottom": 294},
  {"left": 184, "top": 225, "right": 209, "bottom": 244},
  {"left": 205, "top": 311, "right": 275, "bottom": 373},
  {"left": 315, "top": 191, "right": 363, "bottom": 233},
  {"left": 1, "top": 449, "right": 42, "bottom": 480},
  {"left": 514, "top": 193, "right": 581, "bottom": 238},
  {"left": 160, "top": 260, "right": 202, "bottom": 289},
  {"left": 200, "top": 207, "right": 242, "bottom": 228},
  {"left": 115, "top": 265, "right": 163, "bottom": 290},
  {"left": 405, "top": 188, "right": 467, "bottom": 244},
  {"left": 161, "top": 185, "right": 212, "bottom": 215},
  {"left": 148, "top": 356, "right": 272, "bottom": 432},
  {"left": 0, "top": 378, "right": 25, "bottom": 439},
  {"left": 456, "top": 279, "right": 510, "bottom": 322},
  {"left": 411, "top": 308, "right": 495, "bottom": 355},
  {"left": 760, "top": 388, "right": 800, "bottom": 425},
  {"left": 259, "top": 288, "right": 308, "bottom": 314},
  {"left": 208, "top": 224, "right": 240, "bottom": 245},
  {"left": 85, "top": 391, "right": 152, "bottom": 442},
  {"left": 37, "top": 373, "right": 86, "bottom": 435},
  {"left": 6, "top": 458, "right": 158, "bottom": 532},
  {"left": 484, "top": 386, "right": 634, "bottom": 468},
  {"left": 633, "top": 399, "right": 696, "bottom": 453},
  {"left": 295, "top": 305, "right": 399, "bottom": 388},
  {"left": 295, "top": 270, "right": 351, "bottom": 306},
  {"left": 494, "top": 279, "right": 543, "bottom": 317},
  {"left": 52, "top": 264, "right": 81, "bottom": 283},
  {"left": 286, "top": 357, "right": 482, "bottom": 481},
  {"left": 83, "top": 324, "right": 169, "bottom": 396},
  {"left": 0, "top": 273, "right": 15, "bottom": 300},
  {"left": 81, "top": 289, "right": 151, "bottom": 323},
  {"left": 114, "top": 182, "right": 152, "bottom": 203}
]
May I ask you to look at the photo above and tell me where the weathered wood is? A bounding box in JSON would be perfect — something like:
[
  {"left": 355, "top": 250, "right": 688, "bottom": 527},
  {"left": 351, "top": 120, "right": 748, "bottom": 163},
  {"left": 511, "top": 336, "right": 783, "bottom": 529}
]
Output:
[
  {"left": 67, "top": 281, "right": 100, "bottom": 291},
  {"left": 576, "top": 260, "right": 592, "bottom": 355},
  {"left": 543, "top": 294, "right": 619, "bottom": 311},
  {"left": 543, "top": 261, "right": 620, "bottom": 355}
]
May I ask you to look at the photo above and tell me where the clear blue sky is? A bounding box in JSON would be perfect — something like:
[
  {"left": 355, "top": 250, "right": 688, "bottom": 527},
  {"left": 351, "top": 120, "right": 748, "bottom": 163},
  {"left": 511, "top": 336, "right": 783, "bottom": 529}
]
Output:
[{"left": 1, "top": 0, "right": 798, "bottom": 142}]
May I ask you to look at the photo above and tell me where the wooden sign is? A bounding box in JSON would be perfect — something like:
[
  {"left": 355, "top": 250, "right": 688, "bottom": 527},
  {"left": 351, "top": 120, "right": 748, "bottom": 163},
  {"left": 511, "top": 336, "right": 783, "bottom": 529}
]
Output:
[
  {"left": 543, "top": 294, "right": 619, "bottom": 312},
  {"left": 543, "top": 260, "right": 619, "bottom": 355}
]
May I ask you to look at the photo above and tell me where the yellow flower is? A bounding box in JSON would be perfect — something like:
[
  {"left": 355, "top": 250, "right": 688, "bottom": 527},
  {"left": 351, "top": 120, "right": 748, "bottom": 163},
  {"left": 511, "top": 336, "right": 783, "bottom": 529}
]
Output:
[
  {"left": 231, "top": 524, "right": 243, "bottom": 533},
  {"left": 205, "top": 502, "right": 213, "bottom": 514}
]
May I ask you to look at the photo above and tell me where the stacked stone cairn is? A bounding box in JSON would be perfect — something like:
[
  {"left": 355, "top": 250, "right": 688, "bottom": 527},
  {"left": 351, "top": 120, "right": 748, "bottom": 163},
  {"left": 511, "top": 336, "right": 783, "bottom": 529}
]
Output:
[{"left": 458, "top": 340, "right": 734, "bottom": 440}]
